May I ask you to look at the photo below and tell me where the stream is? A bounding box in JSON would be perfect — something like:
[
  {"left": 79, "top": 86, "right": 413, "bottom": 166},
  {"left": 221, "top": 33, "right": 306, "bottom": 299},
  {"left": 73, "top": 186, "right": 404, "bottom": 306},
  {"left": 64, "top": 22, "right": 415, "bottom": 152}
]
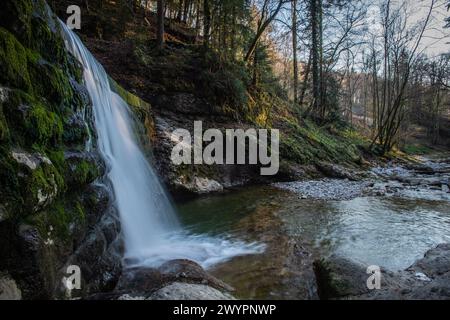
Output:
[{"left": 176, "top": 157, "right": 450, "bottom": 299}]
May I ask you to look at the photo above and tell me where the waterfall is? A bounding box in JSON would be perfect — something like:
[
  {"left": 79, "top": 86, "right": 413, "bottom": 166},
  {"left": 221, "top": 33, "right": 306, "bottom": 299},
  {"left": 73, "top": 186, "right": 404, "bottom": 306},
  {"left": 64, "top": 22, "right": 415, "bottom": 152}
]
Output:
[{"left": 60, "top": 23, "right": 263, "bottom": 268}]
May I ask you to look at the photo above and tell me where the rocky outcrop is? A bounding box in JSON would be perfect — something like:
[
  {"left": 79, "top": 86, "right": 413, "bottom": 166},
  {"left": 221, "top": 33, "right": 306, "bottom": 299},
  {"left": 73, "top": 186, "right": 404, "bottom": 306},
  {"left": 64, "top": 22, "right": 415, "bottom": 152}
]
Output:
[
  {"left": 314, "top": 244, "right": 450, "bottom": 300},
  {"left": 150, "top": 115, "right": 261, "bottom": 197},
  {"left": 0, "top": 0, "right": 122, "bottom": 299},
  {"left": 91, "top": 259, "right": 235, "bottom": 300}
]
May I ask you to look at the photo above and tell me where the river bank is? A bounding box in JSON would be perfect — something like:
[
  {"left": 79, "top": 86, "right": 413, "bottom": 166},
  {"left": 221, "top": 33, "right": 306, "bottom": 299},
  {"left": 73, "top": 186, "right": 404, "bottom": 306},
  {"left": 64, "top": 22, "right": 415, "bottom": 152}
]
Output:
[{"left": 169, "top": 154, "right": 450, "bottom": 300}]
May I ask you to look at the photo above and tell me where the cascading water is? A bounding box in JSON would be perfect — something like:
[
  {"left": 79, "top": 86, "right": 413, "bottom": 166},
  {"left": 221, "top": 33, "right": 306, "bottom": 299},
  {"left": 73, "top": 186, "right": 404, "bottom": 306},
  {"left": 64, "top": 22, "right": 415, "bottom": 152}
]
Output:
[{"left": 60, "top": 23, "right": 263, "bottom": 268}]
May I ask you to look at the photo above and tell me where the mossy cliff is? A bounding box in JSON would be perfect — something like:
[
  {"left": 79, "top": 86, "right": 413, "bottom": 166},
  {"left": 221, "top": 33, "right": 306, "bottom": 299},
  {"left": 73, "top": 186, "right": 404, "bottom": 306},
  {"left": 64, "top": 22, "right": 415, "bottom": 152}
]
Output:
[{"left": 0, "top": 0, "right": 121, "bottom": 299}]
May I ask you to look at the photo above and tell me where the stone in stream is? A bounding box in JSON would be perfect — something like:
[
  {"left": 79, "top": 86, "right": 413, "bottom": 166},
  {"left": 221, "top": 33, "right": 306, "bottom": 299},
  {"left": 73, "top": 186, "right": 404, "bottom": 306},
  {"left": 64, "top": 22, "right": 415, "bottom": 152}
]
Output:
[
  {"left": 314, "top": 244, "right": 450, "bottom": 300},
  {"left": 149, "top": 282, "right": 235, "bottom": 300},
  {"left": 110, "top": 259, "right": 235, "bottom": 300}
]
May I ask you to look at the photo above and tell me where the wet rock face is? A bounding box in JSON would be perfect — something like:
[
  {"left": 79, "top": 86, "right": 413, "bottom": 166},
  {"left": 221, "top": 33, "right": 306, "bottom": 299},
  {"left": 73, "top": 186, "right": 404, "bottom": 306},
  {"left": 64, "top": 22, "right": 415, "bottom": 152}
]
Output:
[
  {"left": 150, "top": 113, "right": 262, "bottom": 197},
  {"left": 10, "top": 150, "right": 60, "bottom": 212},
  {"left": 314, "top": 243, "right": 450, "bottom": 300},
  {"left": 0, "top": 0, "right": 122, "bottom": 299},
  {"left": 0, "top": 221, "right": 49, "bottom": 299}
]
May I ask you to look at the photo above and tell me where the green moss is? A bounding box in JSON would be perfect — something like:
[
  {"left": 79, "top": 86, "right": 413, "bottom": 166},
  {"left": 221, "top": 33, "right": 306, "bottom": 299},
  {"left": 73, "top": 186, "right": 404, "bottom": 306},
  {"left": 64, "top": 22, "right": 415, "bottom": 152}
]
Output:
[
  {"left": 75, "top": 201, "right": 86, "bottom": 222},
  {"left": 31, "top": 62, "right": 74, "bottom": 107},
  {"left": 72, "top": 159, "right": 99, "bottom": 186},
  {"left": 33, "top": 202, "right": 70, "bottom": 240},
  {"left": 0, "top": 148, "right": 21, "bottom": 210},
  {"left": 0, "top": 27, "right": 33, "bottom": 91},
  {"left": 279, "top": 118, "right": 360, "bottom": 165},
  {"left": 30, "top": 15, "right": 65, "bottom": 65},
  {"left": 109, "top": 78, "right": 151, "bottom": 116},
  {"left": 402, "top": 144, "right": 433, "bottom": 155},
  {"left": 30, "top": 197, "right": 87, "bottom": 243},
  {"left": 47, "top": 150, "right": 65, "bottom": 169},
  {"left": 0, "top": 106, "right": 9, "bottom": 141},
  {"left": 2, "top": 89, "right": 37, "bottom": 147},
  {"left": 25, "top": 103, "right": 63, "bottom": 147},
  {"left": 62, "top": 118, "right": 89, "bottom": 147},
  {"left": 27, "top": 162, "right": 64, "bottom": 210}
]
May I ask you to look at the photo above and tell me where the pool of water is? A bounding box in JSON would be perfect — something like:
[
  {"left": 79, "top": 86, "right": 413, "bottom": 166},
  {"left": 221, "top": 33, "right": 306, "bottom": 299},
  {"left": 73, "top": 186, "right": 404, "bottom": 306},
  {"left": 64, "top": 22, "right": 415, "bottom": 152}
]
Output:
[{"left": 176, "top": 185, "right": 450, "bottom": 299}]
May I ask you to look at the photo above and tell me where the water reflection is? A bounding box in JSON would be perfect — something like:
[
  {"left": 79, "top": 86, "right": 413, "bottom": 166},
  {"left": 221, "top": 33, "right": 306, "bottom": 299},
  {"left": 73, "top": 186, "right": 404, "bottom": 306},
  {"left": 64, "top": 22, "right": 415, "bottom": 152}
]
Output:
[{"left": 176, "top": 186, "right": 450, "bottom": 298}]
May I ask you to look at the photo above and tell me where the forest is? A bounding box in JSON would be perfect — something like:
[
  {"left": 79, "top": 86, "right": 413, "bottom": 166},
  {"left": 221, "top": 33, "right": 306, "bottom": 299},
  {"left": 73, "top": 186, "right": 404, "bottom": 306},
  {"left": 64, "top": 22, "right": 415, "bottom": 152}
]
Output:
[
  {"left": 0, "top": 0, "right": 450, "bottom": 302},
  {"left": 50, "top": 0, "right": 450, "bottom": 154}
]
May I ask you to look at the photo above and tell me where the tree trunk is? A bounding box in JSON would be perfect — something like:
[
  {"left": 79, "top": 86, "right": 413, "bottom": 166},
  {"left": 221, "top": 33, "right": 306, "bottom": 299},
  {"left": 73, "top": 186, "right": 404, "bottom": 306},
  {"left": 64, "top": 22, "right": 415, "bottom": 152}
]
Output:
[
  {"left": 156, "top": 0, "right": 165, "bottom": 50},
  {"left": 299, "top": 51, "right": 312, "bottom": 107},
  {"left": 203, "top": 0, "right": 211, "bottom": 49},
  {"left": 292, "top": 0, "right": 299, "bottom": 105},
  {"left": 311, "top": 0, "right": 321, "bottom": 115},
  {"left": 244, "top": 0, "right": 283, "bottom": 62}
]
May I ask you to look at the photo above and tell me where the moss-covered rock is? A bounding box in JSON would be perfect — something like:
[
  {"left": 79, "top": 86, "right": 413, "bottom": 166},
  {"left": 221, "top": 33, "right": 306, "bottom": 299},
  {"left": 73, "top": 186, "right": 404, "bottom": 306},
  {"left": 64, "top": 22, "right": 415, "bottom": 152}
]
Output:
[
  {"left": 0, "top": 0, "right": 122, "bottom": 299},
  {"left": 64, "top": 152, "right": 101, "bottom": 187},
  {"left": 26, "top": 103, "right": 64, "bottom": 146},
  {"left": 0, "top": 89, "right": 10, "bottom": 141},
  {"left": 110, "top": 78, "right": 157, "bottom": 147},
  {"left": 0, "top": 27, "right": 33, "bottom": 92}
]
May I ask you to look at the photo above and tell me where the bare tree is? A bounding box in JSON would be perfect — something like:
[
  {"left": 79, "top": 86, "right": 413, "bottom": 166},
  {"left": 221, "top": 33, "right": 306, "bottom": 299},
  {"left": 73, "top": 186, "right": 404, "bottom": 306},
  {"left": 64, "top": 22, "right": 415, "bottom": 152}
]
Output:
[
  {"left": 370, "top": 0, "right": 437, "bottom": 153},
  {"left": 157, "top": 0, "right": 165, "bottom": 50}
]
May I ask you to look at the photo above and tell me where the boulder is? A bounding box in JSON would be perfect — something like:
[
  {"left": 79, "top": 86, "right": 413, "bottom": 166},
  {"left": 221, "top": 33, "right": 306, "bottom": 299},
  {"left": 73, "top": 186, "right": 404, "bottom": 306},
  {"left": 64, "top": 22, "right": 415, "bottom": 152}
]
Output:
[
  {"left": 113, "top": 259, "right": 234, "bottom": 300},
  {"left": 0, "top": 273, "right": 22, "bottom": 300},
  {"left": 314, "top": 244, "right": 450, "bottom": 300},
  {"left": 11, "top": 151, "right": 52, "bottom": 170},
  {"left": 174, "top": 176, "right": 224, "bottom": 194},
  {"left": 158, "top": 259, "right": 233, "bottom": 292},
  {"left": 149, "top": 282, "right": 235, "bottom": 300},
  {"left": 408, "top": 243, "right": 450, "bottom": 278}
]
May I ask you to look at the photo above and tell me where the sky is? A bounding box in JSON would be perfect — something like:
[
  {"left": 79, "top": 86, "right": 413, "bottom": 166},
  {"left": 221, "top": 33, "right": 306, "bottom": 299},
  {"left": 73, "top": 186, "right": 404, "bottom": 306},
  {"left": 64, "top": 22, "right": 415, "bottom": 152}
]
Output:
[
  {"left": 271, "top": 0, "right": 450, "bottom": 65},
  {"left": 410, "top": 0, "right": 449, "bottom": 56},
  {"left": 366, "top": 0, "right": 450, "bottom": 56}
]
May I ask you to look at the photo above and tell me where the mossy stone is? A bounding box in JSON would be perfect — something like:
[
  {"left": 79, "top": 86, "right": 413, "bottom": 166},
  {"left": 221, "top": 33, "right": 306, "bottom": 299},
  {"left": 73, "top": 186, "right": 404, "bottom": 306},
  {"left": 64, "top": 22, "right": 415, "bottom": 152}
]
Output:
[
  {"left": 25, "top": 103, "right": 63, "bottom": 147},
  {"left": 0, "top": 28, "right": 33, "bottom": 92}
]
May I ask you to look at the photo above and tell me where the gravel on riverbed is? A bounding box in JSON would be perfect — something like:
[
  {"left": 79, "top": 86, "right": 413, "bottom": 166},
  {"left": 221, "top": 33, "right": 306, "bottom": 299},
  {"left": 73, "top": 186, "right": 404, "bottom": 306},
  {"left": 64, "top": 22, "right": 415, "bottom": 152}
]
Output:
[
  {"left": 274, "top": 156, "right": 450, "bottom": 201},
  {"left": 273, "top": 179, "right": 374, "bottom": 201}
]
